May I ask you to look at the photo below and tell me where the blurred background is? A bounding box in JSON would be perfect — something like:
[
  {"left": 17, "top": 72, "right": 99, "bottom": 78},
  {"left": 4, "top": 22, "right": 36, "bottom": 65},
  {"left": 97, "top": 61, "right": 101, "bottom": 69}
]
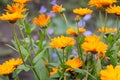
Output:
[{"left": 0, "top": 0, "right": 120, "bottom": 80}]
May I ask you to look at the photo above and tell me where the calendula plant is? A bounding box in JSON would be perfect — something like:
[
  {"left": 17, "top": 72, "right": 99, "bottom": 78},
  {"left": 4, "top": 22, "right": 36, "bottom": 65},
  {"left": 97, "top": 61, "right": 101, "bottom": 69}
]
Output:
[{"left": 0, "top": 0, "right": 120, "bottom": 80}]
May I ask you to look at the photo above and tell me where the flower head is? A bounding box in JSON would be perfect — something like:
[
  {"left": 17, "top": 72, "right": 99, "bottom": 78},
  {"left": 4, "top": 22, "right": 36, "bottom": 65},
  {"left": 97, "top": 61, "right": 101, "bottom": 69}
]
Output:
[
  {"left": 33, "top": 14, "right": 51, "bottom": 28},
  {"left": 51, "top": 5, "right": 64, "bottom": 13},
  {"left": 83, "top": 30, "right": 92, "bottom": 36},
  {"left": 0, "top": 58, "right": 23, "bottom": 75},
  {"left": 50, "top": 36, "right": 75, "bottom": 49},
  {"left": 66, "top": 27, "right": 86, "bottom": 36},
  {"left": 84, "top": 35, "right": 100, "bottom": 42},
  {"left": 0, "top": 12, "right": 25, "bottom": 23},
  {"left": 39, "top": 6, "right": 47, "bottom": 14},
  {"left": 13, "top": 0, "right": 30, "bottom": 4},
  {"left": 65, "top": 58, "right": 83, "bottom": 71},
  {"left": 6, "top": 3, "right": 28, "bottom": 13},
  {"left": 82, "top": 35, "right": 107, "bottom": 58},
  {"left": 100, "top": 65, "right": 120, "bottom": 80},
  {"left": 78, "top": 20, "right": 86, "bottom": 27},
  {"left": 4, "top": 58, "right": 23, "bottom": 67},
  {"left": 98, "top": 27, "right": 117, "bottom": 33},
  {"left": 50, "top": 68, "right": 58, "bottom": 76},
  {"left": 82, "top": 41, "right": 107, "bottom": 58},
  {"left": 50, "top": 0, "right": 57, "bottom": 5},
  {"left": 73, "top": 8, "right": 92, "bottom": 16},
  {"left": 88, "top": 0, "right": 117, "bottom": 8},
  {"left": 106, "top": 5, "right": 120, "bottom": 16}
]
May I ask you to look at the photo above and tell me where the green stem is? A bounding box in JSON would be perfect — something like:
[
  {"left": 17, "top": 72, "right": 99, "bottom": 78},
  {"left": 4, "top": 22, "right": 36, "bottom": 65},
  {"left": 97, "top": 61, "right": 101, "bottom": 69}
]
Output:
[
  {"left": 116, "top": 16, "right": 119, "bottom": 34},
  {"left": 62, "top": 49, "right": 65, "bottom": 63},
  {"left": 55, "top": 49, "right": 62, "bottom": 64},
  {"left": 17, "top": 24, "right": 28, "bottom": 49},
  {"left": 76, "top": 22, "right": 81, "bottom": 59},
  {"left": 28, "top": 35, "right": 36, "bottom": 54},
  {"left": 14, "top": 70, "right": 20, "bottom": 80},
  {"left": 104, "top": 12, "right": 108, "bottom": 33},
  {"left": 28, "top": 56, "right": 41, "bottom": 80},
  {"left": 99, "top": 10, "right": 103, "bottom": 26},
  {"left": 5, "top": 76, "right": 9, "bottom": 80},
  {"left": 62, "top": 13, "right": 68, "bottom": 26},
  {"left": 12, "top": 24, "right": 26, "bottom": 66}
]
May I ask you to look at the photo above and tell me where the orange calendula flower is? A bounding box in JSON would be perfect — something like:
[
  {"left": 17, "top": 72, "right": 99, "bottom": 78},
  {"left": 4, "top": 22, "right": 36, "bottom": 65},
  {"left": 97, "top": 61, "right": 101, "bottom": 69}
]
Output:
[
  {"left": 50, "top": 36, "right": 75, "bottom": 49},
  {"left": 0, "top": 58, "right": 23, "bottom": 75},
  {"left": 33, "top": 14, "right": 51, "bottom": 28},
  {"left": 98, "top": 27, "right": 117, "bottom": 33},
  {"left": 0, "top": 65, "right": 15, "bottom": 75},
  {"left": 51, "top": 5, "right": 64, "bottom": 13},
  {"left": 88, "top": 0, "right": 117, "bottom": 8},
  {"left": 13, "top": 0, "right": 30, "bottom": 4},
  {"left": 106, "top": 5, "right": 120, "bottom": 16},
  {"left": 4, "top": 58, "right": 23, "bottom": 67},
  {"left": 65, "top": 58, "right": 83, "bottom": 71},
  {"left": 82, "top": 41, "right": 107, "bottom": 58},
  {"left": 100, "top": 65, "right": 120, "bottom": 80},
  {"left": 66, "top": 27, "right": 86, "bottom": 36},
  {"left": 50, "top": 68, "right": 58, "bottom": 76},
  {"left": 0, "top": 12, "right": 25, "bottom": 23},
  {"left": 73, "top": 8, "right": 92, "bottom": 16},
  {"left": 6, "top": 3, "right": 28, "bottom": 13},
  {"left": 84, "top": 35, "right": 100, "bottom": 42}
]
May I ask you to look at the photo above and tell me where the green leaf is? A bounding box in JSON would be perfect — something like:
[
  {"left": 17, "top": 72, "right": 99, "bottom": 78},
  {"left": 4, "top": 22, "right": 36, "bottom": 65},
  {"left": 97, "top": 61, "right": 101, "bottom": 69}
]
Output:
[
  {"left": 33, "top": 46, "right": 48, "bottom": 64},
  {"left": 16, "top": 64, "right": 30, "bottom": 74},
  {"left": 34, "top": 59, "right": 49, "bottom": 80},
  {"left": 25, "top": 20, "right": 32, "bottom": 35},
  {"left": 73, "top": 68, "right": 96, "bottom": 80}
]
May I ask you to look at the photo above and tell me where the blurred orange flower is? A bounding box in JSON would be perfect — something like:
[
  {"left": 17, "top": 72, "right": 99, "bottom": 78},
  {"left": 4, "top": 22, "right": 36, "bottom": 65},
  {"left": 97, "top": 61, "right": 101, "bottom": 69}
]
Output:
[
  {"left": 51, "top": 5, "right": 63, "bottom": 13},
  {"left": 73, "top": 8, "right": 92, "bottom": 16},
  {"left": 0, "top": 12, "right": 25, "bottom": 23},
  {"left": 6, "top": 3, "right": 28, "bottom": 13},
  {"left": 66, "top": 27, "right": 86, "bottom": 36},
  {"left": 0, "top": 58, "right": 23, "bottom": 75},
  {"left": 50, "top": 36, "right": 75, "bottom": 49},
  {"left": 84, "top": 35, "right": 100, "bottom": 42},
  {"left": 33, "top": 14, "right": 51, "bottom": 28},
  {"left": 50, "top": 68, "right": 58, "bottom": 76},
  {"left": 82, "top": 41, "right": 107, "bottom": 58},
  {"left": 88, "top": 0, "right": 117, "bottom": 8},
  {"left": 65, "top": 58, "right": 83, "bottom": 71},
  {"left": 106, "top": 5, "right": 120, "bottom": 16},
  {"left": 98, "top": 27, "right": 117, "bottom": 33},
  {"left": 13, "top": 0, "right": 30, "bottom": 4},
  {"left": 100, "top": 65, "right": 120, "bottom": 80}
]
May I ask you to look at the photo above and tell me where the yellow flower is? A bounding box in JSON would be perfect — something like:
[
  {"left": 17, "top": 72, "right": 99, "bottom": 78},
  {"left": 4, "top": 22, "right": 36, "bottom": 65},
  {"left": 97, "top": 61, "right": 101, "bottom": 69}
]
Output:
[
  {"left": 50, "top": 36, "right": 75, "bottom": 49},
  {"left": 0, "top": 64, "right": 15, "bottom": 75},
  {"left": 65, "top": 58, "right": 83, "bottom": 71},
  {"left": 100, "top": 65, "right": 120, "bottom": 80},
  {"left": 50, "top": 68, "right": 58, "bottom": 76},
  {"left": 33, "top": 14, "right": 51, "bottom": 28},
  {"left": 81, "top": 41, "right": 107, "bottom": 58},
  {"left": 0, "top": 58, "right": 23, "bottom": 75},
  {"left": 4, "top": 58, "right": 23, "bottom": 67},
  {"left": 51, "top": 5, "right": 63, "bottom": 13},
  {"left": 106, "top": 5, "right": 120, "bottom": 16},
  {"left": 98, "top": 27, "right": 117, "bottom": 33},
  {"left": 79, "top": 28, "right": 86, "bottom": 34},
  {"left": 66, "top": 27, "right": 86, "bottom": 36},
  {"left": 6, "top": 3, "right": 28, "bottom": 13},
  {"left": 73, "top": 8, "right": 92, "bottom": 16},
  {"left": 84, "top": 35, "right": 100, "bottom": 42},
  {"left": 66, "top": 28, "right": 77, "bottom": 36},
  {"left": 0, "top": 12, "right": 25, "bottom": 23},
  {"left": 88, "top": 0, "right": 117, "bottom": 8},
  {"left": 13, "top": 0, "right": 30, "bottom": 4}
]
